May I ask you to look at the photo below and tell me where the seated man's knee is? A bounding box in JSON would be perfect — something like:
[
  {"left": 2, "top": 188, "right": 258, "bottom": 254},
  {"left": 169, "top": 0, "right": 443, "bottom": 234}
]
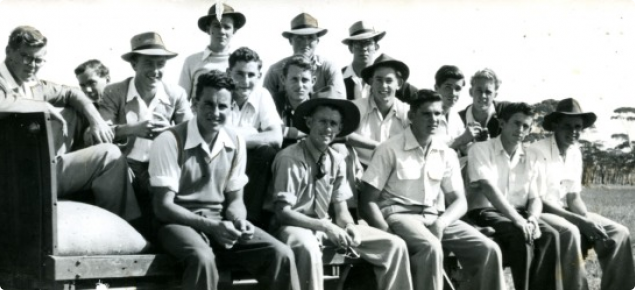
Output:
[
  {"left": 95, "top": 143, "right": 124, "bottom": 161},
  {"left": 186, "top": 246, "right": 216, "bottom": 270}
]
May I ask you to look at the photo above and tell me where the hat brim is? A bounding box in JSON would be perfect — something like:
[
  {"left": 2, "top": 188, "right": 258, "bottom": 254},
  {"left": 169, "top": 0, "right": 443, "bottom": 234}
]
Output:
[
  {"left": 361, "top": 60, "right": 410, "bottom": 84},
  {"left": 282, "top": 28, "right": 328, "bottom": 38},
  {"left": 542, "top": 112, "right": 597, "bottom": 131},
  {"left": 122, "top": 49, "right": 178, "bottom": 62},
  {"left": 197, "top": 13, "right": 246, "bottom": 33},
  {"left": 293, "top": 98, "right": 360, "bottom": 137},
  {"left": 342, "top": 31, "right": 386, "bottom": 45}
]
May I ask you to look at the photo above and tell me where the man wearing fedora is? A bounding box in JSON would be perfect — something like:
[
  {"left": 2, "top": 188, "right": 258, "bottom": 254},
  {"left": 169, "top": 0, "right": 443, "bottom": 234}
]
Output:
[
  {"left": 263, "top": 13, "right": 345, "bottom": 97},
  {"left": 265, "top": 92, "right": 412, "bottom": 290},
  {"left": 149, "top": 70, "right": 299, "bottom": 290},
  {"left": 99, "top": 32, "right": 192, "bottom": 237},
  {"left": 179, "top": 3, "right": 246, "bottom": 101},
  {"left": 529, "top": 98, "right": 635, "bottom": 290},
  {"left": 0, "top": 25, "right": 140, "bottom": 221},
  {"left": 360, "top": 90, "right": 505, "bottom": 290},
  {"left": 341, "top": 21, "right": 385, "bottom": 101}
]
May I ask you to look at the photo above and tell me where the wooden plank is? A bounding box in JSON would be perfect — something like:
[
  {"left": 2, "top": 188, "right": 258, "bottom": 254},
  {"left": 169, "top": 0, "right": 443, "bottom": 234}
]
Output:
[{"left": 47, "top": 255, "right": 177, "bottom": 280}]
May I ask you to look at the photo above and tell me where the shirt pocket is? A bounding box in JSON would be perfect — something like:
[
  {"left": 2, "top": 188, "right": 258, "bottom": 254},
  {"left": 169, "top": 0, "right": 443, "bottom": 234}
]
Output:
[{"left": 396, "top": 158, "right": 422, "bottom": 180}]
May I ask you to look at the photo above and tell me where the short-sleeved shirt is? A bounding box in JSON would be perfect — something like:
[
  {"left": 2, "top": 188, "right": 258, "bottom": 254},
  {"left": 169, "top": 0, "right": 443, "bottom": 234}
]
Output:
[
  {"left": 362, "top": 128, "right": 464, "bottom": 217},
  {"left": 436, "top": 109, "right": 465, "bottom": 146},
  {"left": 149, "top": 117, "right": 248, "bottom": 215},
  {"left": 227, "top": 87, "right": 283, "bottom": 131},
  {"left": 352, "top": 96, "right": 410, "bottom": 165},
  {"left": 528, "top": 136, "right": 582, "bottom": 208},
  {"left": 263, "top": 54, "right": 346, "bottom": 96},
  {"left": 178, "top": 47, "right": 230, "bottom": 101},
  {"left": 265, "top": 139, "right": 352, "bottom": 220},
  {"left": 467, "top": 137, "right": 545, "bottom": 210},
  {"left": 100, "top": 78, "right": 193, "bottom": 162}
]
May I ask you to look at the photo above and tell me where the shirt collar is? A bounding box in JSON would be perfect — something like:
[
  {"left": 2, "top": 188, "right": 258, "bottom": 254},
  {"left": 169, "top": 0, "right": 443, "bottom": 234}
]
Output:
[
  {"left": 126, "top": 77, "right": 170, "bottom": 104},
  {"left": 0, "top": 61, "right": 31, "bottom": 92},
  {"left": 549, "top": 134, "right": 577, "bottom": 159},
  {"left": 342, "top": 64, "right": 358, "bottom": 79},
  {"left": 202, "top": 46, "right": 231, "bottom": 60},
  {"left": 303, "top": 137, "right": 329, "bottom": 163},
  {"left": 493, "top": 136, "right": 525, "bottom": 157},
  {"left": 184, "top": 116, "right": 236, "bottom": 157},
  {"left": 403, "top": 127, "right": 444, "bottom": 152},
  {"left": 466, "top": 103, "right": 496, "bottom": 125}
]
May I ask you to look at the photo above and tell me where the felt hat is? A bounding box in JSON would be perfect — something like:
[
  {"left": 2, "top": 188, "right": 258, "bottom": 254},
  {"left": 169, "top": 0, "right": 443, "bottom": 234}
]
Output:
[
  {"left": 342, "top": 21, "right": 386, "bottom": 45},
  {"left": 197, "top": 3, "right": 246, "bottom": 33},
  {"left": 543, "top": 98, "right": 597, "bottom": 131},
  {"left": 360, "top": 53, "right": 409, "bottom": 84},
  {"left": 121, "top": 32, "right": 177, "bottom": 62},
  {"left": 282, "top": 13, "right": 328, "bottom": 38},
  {"left": 293, "top": 86, "right": 360, "bottom": 137}
]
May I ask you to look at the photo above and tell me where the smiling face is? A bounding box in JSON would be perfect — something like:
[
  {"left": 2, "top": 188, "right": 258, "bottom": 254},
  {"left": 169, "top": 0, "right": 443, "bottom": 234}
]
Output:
[
  {"left": 409, "top": 100, "right": 443, "bottom": 137},
  {"left": 208, "top": 16, "right": 235, "bottom": 52},
  {"left": 306, "top": 105, "right": 342, "bottom": 150},
  {"left": 290, "top": 34, "right": 318, "bottom": 57},
  {"left": 500, "top": 112, "right": 533, "bottom": 144},
  {"left": 370, "top": 66, "right": 401, "bottom": 106},
  {"left": 131, "top": 55, "right": 167, "bottom": 92},
  {"left": 228, "top": 60, "right": 260, "bottom": 103},
  {"left": 195, "top": 87, "right": 232, "bottom": 135},
  {"left": 553, "top": 115, "right": 584, "bottom": 149},
  {"left": 76, "top": 68, "right": 109, "bottom": 102},
  {"left": 283, "top": 64, "right": 314, "bottom": 106},
  {"left": 469, "top": 78, "right": 497, "bottom": 113},
  {"left": 5, "top": 44, "right": 46, "bottom": 83},
  {"left": 435, "top": 77, "right": 465, "bottom": 112}
]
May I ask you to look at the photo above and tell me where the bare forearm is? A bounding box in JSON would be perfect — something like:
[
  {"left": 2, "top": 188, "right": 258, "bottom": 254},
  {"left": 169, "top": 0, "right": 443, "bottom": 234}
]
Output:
[
  {"left": 277, "top": 207, "right": 330, "bottom": 232},
  {"left": 359, "top": 183, "right": 390, "bottom": 231},
  {"left": 333, "top": 201, "right": 355, "bottom": 228},
  {"left": 438, "top": 194, "right": 467, "bottom": 225},
  {"left": 153, "top": 189, "right": 220, "bottom": 232},
  {"left": 566, "top": 194, "right": 589, "bottom": 217},
  {"left": 525, "top": 197, "right": 542, "bottom": 219},
  {"left": 543, "top": 199, "right": 585, "bottom": 225},
  {"left": 480, "top": 181, "right": 525, "bottom": 223},
  {"left": 345, "top": 133, "right": 379, "bottom": 150},
  {"left": 244, "top": 129, "right": 282, "bottom": 148}
]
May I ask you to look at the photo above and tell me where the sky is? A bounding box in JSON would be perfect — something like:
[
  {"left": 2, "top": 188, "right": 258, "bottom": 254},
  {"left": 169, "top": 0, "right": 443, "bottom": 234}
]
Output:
[{"left": 0, "top": 0, "right": 634, "bottom": 145}]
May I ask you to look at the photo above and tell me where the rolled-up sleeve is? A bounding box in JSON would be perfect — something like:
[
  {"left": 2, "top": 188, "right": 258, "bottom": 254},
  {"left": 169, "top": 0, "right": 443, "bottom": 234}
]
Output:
[
  {"left": 362, "top": 143, "right": 394, "bottom": 191},
  {"left": 225, "top": 133, "right": 249, "bottom": 192},
  {"left": 331, "top": 158, "right": 353, "bottom": 202},
  {"left": 149, "top": 132, "right": 181, "bottom": 192},
  {"left": 266, "top": 155, "right": 304, "bottom": 210},
  {"left": 467, "top": 143, "right": 492, "bottom": 183}
]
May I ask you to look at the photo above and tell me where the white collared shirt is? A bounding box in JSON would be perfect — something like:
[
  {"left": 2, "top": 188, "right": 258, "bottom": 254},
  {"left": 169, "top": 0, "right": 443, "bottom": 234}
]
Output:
[
  {"left": 465, "top": 104, "right": 496, "bottom": 128},
  {"left": 126, "top": 78, "right": 171, "bottom": 162},
  {"left": 436, "top": 108, "right": 466, "bottom": 145},
  {"left": 528, "top": 136, "right": 583, "bottom": 208},
  {"left": 227, "top": 87, "right": 283, "bottom": 131},
  {"left": 0, "top": 62, "right": 35, "bottom": 99},
  {"left": 342, "top": 64, "right": 369, "bottom": 100},
  {"left": 468, "top": 137, "right": 545, "bottom": 208},
  {"left": 352, "top": 96, "right": 409, "bottom": 165}
]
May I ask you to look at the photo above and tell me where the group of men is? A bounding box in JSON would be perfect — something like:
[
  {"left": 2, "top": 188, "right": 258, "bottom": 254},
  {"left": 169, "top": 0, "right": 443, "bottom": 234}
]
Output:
[{"left": 1, "top": 3, "right": 634, "bottom": 290}]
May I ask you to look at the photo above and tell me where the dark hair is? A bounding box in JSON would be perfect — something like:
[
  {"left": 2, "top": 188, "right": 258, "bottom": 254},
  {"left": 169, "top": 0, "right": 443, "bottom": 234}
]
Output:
[
  {"left": 7, "top": 26, "right": 47, "bottom": 50},
  {"left": 282, "top": 55, "right": 312, "bottom": 77},
  {"left": 498, "top": 102, "right": 535, "bottom": 122},
  {"left": 228, "top": 47, "right": 262, "bottom": 70},
  {"left": 194, "top": 70, "right": 235, "bottom": 101},
  {"left": 435, "top": 65, "right": 465, "bottom": 87},
  {"left": 409, "top": 89, "right": 442, "bottom": 112},
  {"left": 74, "top": 59, "right": 110, "bottom": 81}
]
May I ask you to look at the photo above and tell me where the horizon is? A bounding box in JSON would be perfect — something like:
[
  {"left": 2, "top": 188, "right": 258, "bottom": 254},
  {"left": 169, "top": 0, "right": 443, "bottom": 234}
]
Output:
[{"left": 0, "top": 0, "right": 634, "bottom": 147}]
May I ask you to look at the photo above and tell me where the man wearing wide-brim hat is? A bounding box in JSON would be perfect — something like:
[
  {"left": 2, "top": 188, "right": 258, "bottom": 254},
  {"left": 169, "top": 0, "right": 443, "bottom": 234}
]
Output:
[
  {"left": 529, "top": 98, "right": 635, "bottom": 290},
  {"left": 179, "top": 3, "right": 246, "bottom": 101},
  {"left": 99, "top": 32, "right": 192, "bottom": 239},
  {"left": 265, "top": 89, "right": 413, "bottom": 290},
  {"left": 341, "top": 21, "right": 386, "bottom": 100},
  {"left": 263, "top": 13, "right": 346, "bottom": 99}
]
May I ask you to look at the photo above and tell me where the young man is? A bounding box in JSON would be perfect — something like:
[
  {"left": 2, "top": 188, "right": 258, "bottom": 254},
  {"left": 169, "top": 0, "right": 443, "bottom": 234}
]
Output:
[
  {"left": 149, "top": 70, "right": 299, "bottom": 290},
  {"left": 263, "top": 13, "right": 345, "bottom": 96},
  {"left": 345, "top": 54, "right": 410, "bottom": 168},
  {"left": 273, "top": 55, "right": 314, "bottom": 148},
  {"left": 341, "top": 21, "right": 385, "bottom": 100},
  {"left": 0, "top": 26, "right": 139, "bottom": 221},
  {"left": 99, "top": 32, "right": 192, "bottom": 239},
  {"left": 179, "top": 3, "right": 246, "bottom": 101},
  {"left": 458, "top": 68, "right": 509, "bottom": 142},
  {"left": 225, "top": 47, "right": 283, "bottom": 227},
  {"left": 433, "top": 65, "right": 481, "bottom": 149},
  {"left": 529, "top": 98, "right": 635, "bottom": 290},
  {"left": 75, "top": 59, "right": 110, "bottom": 104},
  {"left": 466, "top": 102, "right": 561, "bottom": 290},
  {"left": 360, "top": 90, "right": 505, "bottom": 290},
  {"left": 265, "top": 93, "right": 412, "bottom": 290}
]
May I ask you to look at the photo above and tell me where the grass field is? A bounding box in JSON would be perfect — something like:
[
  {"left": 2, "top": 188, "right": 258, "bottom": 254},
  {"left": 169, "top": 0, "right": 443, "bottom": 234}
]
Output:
[{"left": 503, "top": 186, "right": 635, "bottom": 290}]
